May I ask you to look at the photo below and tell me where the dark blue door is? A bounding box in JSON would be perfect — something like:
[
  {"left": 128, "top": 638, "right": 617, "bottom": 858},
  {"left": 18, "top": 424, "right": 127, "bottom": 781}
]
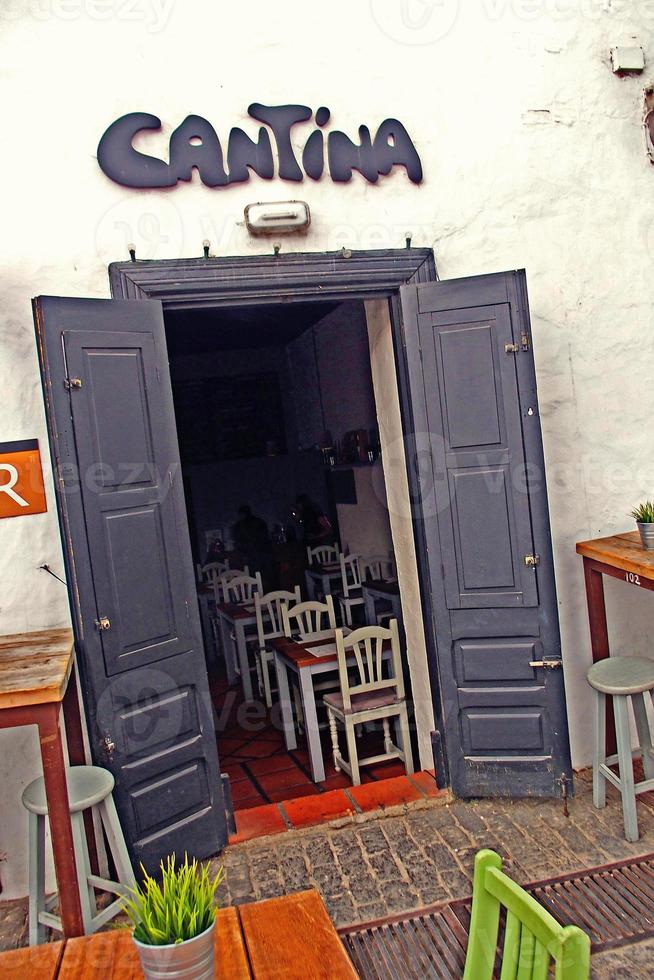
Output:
[
  {"left": 401, "top": 271, "right": 572, "bottom": 797},
  {"left": 34, "top": 296, "right": 226, "bottom": 870}
]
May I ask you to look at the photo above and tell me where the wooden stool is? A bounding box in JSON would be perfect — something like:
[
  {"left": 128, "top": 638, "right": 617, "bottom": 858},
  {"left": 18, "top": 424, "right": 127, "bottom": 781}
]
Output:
[
  {"left": 22, "top": 765, "right": 136, "bottom": 945},
  {"left": 587, "top": 656, "right": 654, "bottom": 842}
]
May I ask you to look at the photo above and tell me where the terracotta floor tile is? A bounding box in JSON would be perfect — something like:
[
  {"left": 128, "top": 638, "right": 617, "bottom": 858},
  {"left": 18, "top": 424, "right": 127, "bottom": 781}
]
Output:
[
  {"left": 319, "top": 772, "right": 355, "bottom": 792},
  {"left": 258, "top": 766, "right": 314, "bottom": 794},
  {"left": 347, "top": 775, "right": 422, "bottom": 811},
  {"left": 368, "top": 760, "right": 408, "bottom": 779},
  {"left": 229, "top": 803, "right": 287, "bottom": 843},
  {"left": 267, "top": 783, "right": 320, "bottom": 803},
  {"left": 231, "top": 779, "right": 266, "bottom": 805},
  {"left": 234, "top": 794, "right": 268, "bottom": 811},
  {"left": 246, "top": 755, "right": 301, "bottom": 776},
  {"left": 234, "top": 740, "right": 283, "bottom": 759},
  {"left": 217, "top": 736, "right": 249, "bottom": 756},
  {"left": 407, "top": 771, "right": 442, "bottom": 798},
  {"left": 283, "top": 789, "right": 355, "bottom": 828},
  {"left": 220, "top": 762, "right": 248, "bottom": 783}
]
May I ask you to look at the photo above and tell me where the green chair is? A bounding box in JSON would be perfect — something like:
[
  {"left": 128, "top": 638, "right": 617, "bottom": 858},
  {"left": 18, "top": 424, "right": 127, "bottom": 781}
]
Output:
[{"left": 463, "top": 850, "right": 590, "bottom": 980}]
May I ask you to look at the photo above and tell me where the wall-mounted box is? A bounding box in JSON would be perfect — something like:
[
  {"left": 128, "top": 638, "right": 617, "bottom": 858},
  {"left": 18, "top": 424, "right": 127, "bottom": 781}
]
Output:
[{"left": 611, "top": 46, "right": 645, "bottom": 74}]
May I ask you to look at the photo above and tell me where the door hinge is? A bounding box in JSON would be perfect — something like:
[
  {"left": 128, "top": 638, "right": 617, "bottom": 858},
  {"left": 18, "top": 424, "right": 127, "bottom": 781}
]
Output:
[
  {"left": 556, "top": 772, "right": 570, "bottom": 818},
  {"left": 102, "top": 733, "right": 115, "bottom": 758},
  {"left": 529, "top": 659, "right": 563, "bottom": 670},
  {"left": 94, "top": 616, "right": 111, "bottom": 631},
  {"left": 64, "top": 377, "right": 83, "bottom": 390},
  {"left": 505, "top": 332, "right": 530, "bottom": 354},
  {"left": 524, "top": 553, "right": 540, "bottom": 567}
]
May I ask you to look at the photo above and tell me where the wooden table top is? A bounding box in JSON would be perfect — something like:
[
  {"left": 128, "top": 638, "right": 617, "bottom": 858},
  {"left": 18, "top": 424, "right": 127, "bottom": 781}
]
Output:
[
  {"left": 576, "top": 531, "right": 654, "bottom": 580},
  {"left": 361, "top": 579, "right": 399, "bottom": 595},
  {"left": 239, "top": 890, "right": 357, "bottom": 979},
  {"left": 0, "top": 628, "right": 74, "bottom": 709},
  {"left": 271, "top": 629, "right": 351, "bottom": 669},
  {"left": 5, "top": 890, "right": 355, "bottom": 979},
  {"left": 215, "top": 601, "right": 257, "bottom": 620}
]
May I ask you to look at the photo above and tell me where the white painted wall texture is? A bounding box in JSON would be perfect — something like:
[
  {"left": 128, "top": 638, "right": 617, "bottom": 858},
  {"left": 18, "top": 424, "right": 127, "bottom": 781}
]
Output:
[{"left": 1, "top": 0, "right": 654, "bottom": 895}]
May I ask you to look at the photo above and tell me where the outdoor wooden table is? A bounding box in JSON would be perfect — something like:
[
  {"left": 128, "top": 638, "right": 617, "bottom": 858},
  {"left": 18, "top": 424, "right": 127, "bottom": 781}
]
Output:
[
  {"left": 214, "top": 600, "right": 259, "bottom": 700},
  {"left": 361, "top": 578, "right": 402, "bottom": 627},
  {"left": 576, "top": 530, "right": 654, "bottom": 752},
  {"left": 0, "top": 628, "right": 85, "bottom": 938},
  {"left": 7, "top": 889, "right": 357, "bottom": 978},
  {"left": 305, "top": 561, "right": 342, "bottom": 601},
  {"left": 272, "top": 627, "right": 391, "bottom": 783}
]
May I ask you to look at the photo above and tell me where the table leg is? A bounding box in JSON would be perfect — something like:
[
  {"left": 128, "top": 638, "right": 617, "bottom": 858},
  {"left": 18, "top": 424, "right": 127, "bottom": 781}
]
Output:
[
  {"left": 236, "top": 622, "right": 253, "bottom": 702},
  {"left": 62, "top": 665, "right": 100, "bottom": 879},
  {"left": 220, "top": 615, "right": 237, "bottom": 686},
  {"left": 274, "top": 654, "right": 297, "bottom": 751},
  {"left": 363, "top": 592, "right": 376, "bottom": 626},
  {"left": 583, "top": 557, "right": 616, "bottom": 753},
  {"left": 305, "top": 569, "right": 315, "bottom": 601},
  {"left": 299, "top": 669, "right": 325, "bottom": 783},
  {"left": 36, "top": 703, "right": 84, "bottom": 938}
]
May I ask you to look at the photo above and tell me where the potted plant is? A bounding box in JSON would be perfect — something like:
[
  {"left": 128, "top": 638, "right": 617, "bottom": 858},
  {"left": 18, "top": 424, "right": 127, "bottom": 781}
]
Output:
[
  {"left": 122, "top": 854, "right": 224, "bottom": 980},
  {"left": 632, "top": 500, "right": 654, "bottom": 550}
]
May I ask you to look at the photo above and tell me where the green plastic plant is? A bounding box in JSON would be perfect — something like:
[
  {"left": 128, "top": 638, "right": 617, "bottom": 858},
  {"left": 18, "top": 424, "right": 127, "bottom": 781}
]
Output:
[
  {"left": 122, "top": 854, "right": 224, "bottom": 946},
  {"left": 632, "top": 501, "right": 654, "bottom": 524}
]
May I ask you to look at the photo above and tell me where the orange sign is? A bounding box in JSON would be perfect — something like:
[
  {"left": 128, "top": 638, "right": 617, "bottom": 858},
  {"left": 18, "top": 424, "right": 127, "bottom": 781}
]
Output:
[{"left": 0, "top": 440, "right": 48, "bottom": 519}]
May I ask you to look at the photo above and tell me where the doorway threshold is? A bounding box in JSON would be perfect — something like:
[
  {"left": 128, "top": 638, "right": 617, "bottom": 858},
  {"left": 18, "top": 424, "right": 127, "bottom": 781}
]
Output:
[{"left": 228, "top": 771, "right": 444, "bottom": 844}]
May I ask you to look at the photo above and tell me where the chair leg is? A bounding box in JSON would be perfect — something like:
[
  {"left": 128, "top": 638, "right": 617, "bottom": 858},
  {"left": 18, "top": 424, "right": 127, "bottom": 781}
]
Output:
[
  {"left": 261, "top": 655, "right": 273, "bottom": 710},
  {"left": 254, "top": 652, "right": 265, "bottom": 703},
  {"left": 614, "top": 694, "right": 639, "bottom": 842},
  {"left": 98, "top": 796, "right": 136, "bottom": 890},
  {"left": 396, "top": 704, "right": 414, "bottom": 776},
  {"left": 328, "top": 709, "right": 340, "bottom": 772},
  {"left": 633, "top": 692, "right": 654, "bottom": 780},
  {"left": 382, "top": 718, "right": 393, "bottom": 755},
  {"left": 28, "top": 811, "right": 46, "bottom": 945},
  {"left": 70, "top": 811, "right": 96, "bottom": 934},
  {"left": 344, "top": 719, "right": 361, "bottom": 786},
  {"left": 592, "top": 688, "right": 606, "bottom": 809}
]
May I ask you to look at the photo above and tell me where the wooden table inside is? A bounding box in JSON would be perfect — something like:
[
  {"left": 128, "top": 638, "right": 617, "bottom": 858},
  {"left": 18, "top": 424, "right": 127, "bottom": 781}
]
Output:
[
  {"left": 576, "top": 530, "right": 654, "bottom": 752},
  {"left": 0, "top": 628, "right": 86, "bottom": 938},
  {"left": 4, "top": 890, "right": 357, "bottom": 979}
]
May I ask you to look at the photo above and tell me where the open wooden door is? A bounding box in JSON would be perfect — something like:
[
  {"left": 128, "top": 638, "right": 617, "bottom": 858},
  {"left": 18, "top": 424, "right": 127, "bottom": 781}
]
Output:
[
  {"left": 34, "top": 296, "right": 226, "bottom": 871},
  {"left": 399, "top": 271, "right": 572, "bottom": 797}
]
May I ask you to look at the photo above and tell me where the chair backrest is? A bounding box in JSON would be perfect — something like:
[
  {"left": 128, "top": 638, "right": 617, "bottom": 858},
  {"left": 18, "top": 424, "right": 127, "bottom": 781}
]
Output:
[
  {"left": 306, "top": 544, "right": 340, "bottom": 566},
  {"left": 359, "top": 553, "right": 395, "bottom": 582},
  {"left": 463, "top": 850, "right": 590, "bottom": 980},
  {"left": 334, "top": 619, "right": 403, "bottom": 712},
  {"left": 201, "top": 560, "right": 230, "bottom": 584},
  {"left": 255, "top": 587, "right": 302, "bottom": 647},
  {"left": 224, "top": 571, "right": 263, "bottom": 604},
  {"left": 339, "top": 553, "right": 362, "bottom": 598},
  {"left": 282, "top": 596, "right": 336, "bottom": 640}
]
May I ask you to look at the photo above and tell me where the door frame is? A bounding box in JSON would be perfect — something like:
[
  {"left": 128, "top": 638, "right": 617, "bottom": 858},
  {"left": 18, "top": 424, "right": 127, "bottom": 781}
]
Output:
[{"left": 109, "top": 247, "right": 450, "bottom": 785}]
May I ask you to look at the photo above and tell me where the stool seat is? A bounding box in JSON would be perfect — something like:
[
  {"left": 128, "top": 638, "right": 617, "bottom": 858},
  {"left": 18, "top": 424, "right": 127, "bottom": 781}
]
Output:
[
  {"left": 22, "top": 766, "right": 115, "bottom": 816},
  {"left": 587, "top": 656, "right": 654, "bottom": 695}
]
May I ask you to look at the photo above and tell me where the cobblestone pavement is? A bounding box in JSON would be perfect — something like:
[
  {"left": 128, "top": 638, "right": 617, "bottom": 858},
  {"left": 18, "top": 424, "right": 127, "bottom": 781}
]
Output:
[{"left": 2, "top": 769, "right": 654, "bottom": 976}]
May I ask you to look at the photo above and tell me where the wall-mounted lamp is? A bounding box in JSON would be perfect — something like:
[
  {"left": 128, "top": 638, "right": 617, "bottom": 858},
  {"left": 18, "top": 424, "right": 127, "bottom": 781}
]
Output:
[{"left": 245, "top": 200, "right": 311, "bottom": 236}]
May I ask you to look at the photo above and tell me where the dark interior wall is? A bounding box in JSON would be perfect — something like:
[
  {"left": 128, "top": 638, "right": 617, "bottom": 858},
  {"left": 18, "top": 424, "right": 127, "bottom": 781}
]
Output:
[{"left": 167, "top": 300, "right": 389, "bottom": 561}]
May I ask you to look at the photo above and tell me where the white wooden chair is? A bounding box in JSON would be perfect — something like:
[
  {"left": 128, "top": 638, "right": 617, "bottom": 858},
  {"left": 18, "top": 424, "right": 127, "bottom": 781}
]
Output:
[
  {"left": 360, "top": 553, "right": 395, "bottom": 582},
  {"left": 254, "top": 587, "right": 302, "bottom": 708},
  {"left": 282, "top": 595, "right": 337, "bottom": 640},
  {"left": 223, "top": 571, "right": 263, "bottom": 604},
  {"left": 281, "top": 596, "right": 339, "bottom": 730},
  {"left": 336, "top": 554, "right": 364, "bottom": 627},
  {"left": 324, "top": 619, "right": 413, "bottom": 786},
  {"left": 306, "top": 544, "right": 340, "bottom": 565},
  {"left": 200, "top": 559, "right": 230, "bottom": 584},
  {"left": 215, "top": 567, "right": 251, "bottom": 604}
]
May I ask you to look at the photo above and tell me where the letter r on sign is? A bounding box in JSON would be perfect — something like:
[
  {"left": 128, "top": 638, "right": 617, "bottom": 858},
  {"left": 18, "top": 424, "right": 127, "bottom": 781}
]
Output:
[{"left": 0, "top": 440, "right": 47, "bottom": 518}]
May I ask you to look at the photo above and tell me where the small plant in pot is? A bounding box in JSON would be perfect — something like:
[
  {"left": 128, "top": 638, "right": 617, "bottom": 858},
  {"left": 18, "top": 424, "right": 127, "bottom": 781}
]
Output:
[
  {"left": 122, "top": 854, "right": 224, "bottom": 980},
  {"left": 632, "top": 500, "right": 654, "bottom": 551}
]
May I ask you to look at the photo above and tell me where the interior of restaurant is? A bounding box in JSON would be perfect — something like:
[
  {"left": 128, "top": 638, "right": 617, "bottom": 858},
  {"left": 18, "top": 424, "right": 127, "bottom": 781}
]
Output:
[{"left": 165, "top": 299, "right": 423, "bottom": 812}]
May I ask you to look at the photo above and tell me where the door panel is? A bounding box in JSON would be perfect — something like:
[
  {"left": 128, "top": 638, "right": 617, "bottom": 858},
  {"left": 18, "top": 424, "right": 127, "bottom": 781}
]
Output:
[
  {"left": 34, "top": 297, "right": 226, "bottom": 870},
  {"left": 400, "top": 270, "right": 572, "bottom": 797}
]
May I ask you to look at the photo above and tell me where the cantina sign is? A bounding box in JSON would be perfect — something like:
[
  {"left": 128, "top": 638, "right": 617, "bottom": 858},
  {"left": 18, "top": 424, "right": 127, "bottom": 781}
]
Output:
[{"left": 97, "top": 104, "right": 423, "bottom": 189}]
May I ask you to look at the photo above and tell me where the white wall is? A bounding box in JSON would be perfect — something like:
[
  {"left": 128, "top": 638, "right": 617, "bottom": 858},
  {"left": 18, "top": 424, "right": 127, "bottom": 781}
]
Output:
[{"left": 2, "top": 0, "right": 654, "bottom": 894}]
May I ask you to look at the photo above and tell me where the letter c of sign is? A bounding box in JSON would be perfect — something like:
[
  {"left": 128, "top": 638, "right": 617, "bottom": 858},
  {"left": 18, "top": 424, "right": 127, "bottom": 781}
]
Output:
[{"left": 0, "top": 463, "right": 29, "bottom": 507}]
